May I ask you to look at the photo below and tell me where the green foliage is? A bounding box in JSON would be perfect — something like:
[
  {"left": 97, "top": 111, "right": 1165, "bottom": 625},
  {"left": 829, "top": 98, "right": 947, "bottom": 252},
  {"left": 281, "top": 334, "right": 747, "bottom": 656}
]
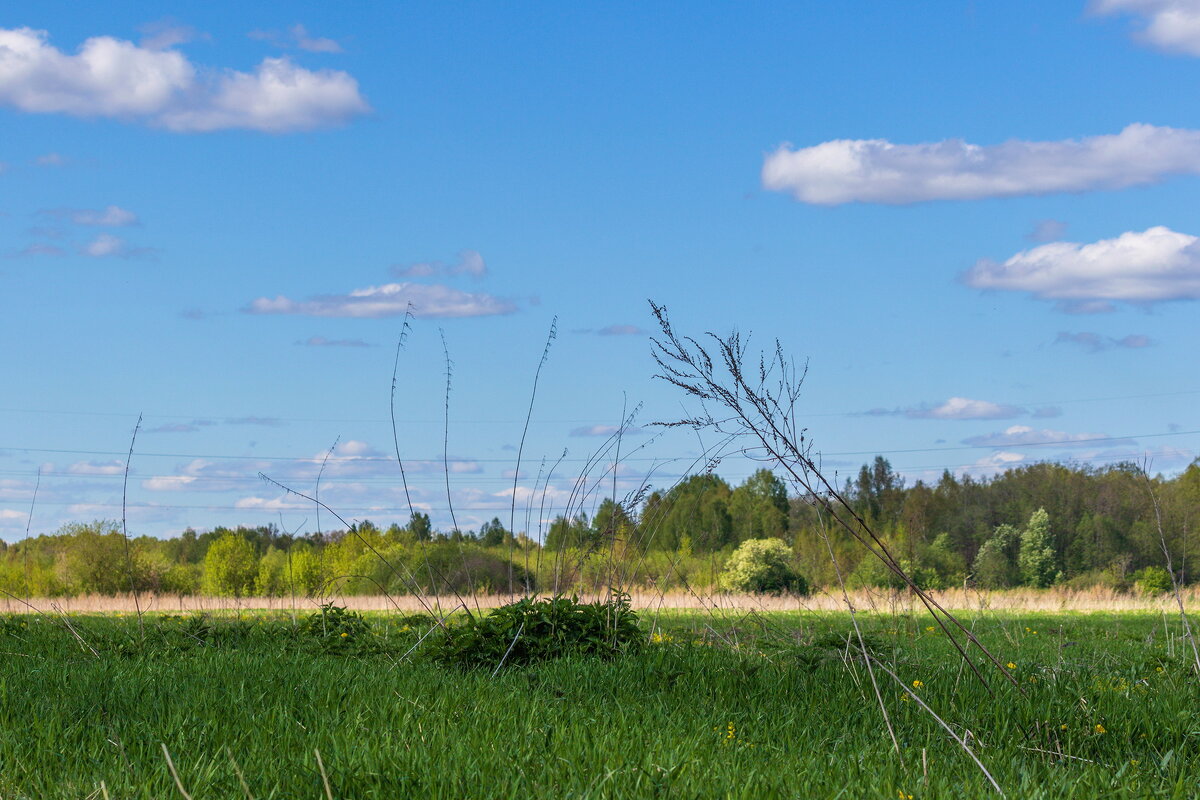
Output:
[
  {"left": 202, "top": 533, "right": 258, "bottom": 596},
  {"left": 431, "top": 592, "right": 642, "bottom": 669},
  {"left": 1019, "top": 508, "right": 1059, "bottom": 588},
  {"left": 719, "top": 538, "right": 806, "bottom": 594},
  {"left": 973, "top": 524, "right": 1020, "bottom": 589},
  {"left": 1134, "top": 566, "right": 1173, "bottom": 595},
  {"left": 299, "top": 603, "right": 371, "bottom": 652}
]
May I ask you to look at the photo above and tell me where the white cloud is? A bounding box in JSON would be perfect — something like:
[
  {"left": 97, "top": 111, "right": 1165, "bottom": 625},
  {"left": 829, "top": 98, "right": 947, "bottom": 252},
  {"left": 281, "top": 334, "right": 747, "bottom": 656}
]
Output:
[
  {"left": 964, "top": 226, "right": 1200, "bottom": 310},
  {"left": 142, "top": 475, "right": 196, "bottom": 491},
  {"left": 1055, "top": 331, "right": 1154, "bottom": 352},
  {"left": 67, "top": 459, "right": 124, "bottom": 475},
  {"left": 73, "top": 205, "right": 138, "bottom": 226},
  {"left": 393, "top": 249, "right": 487, "bottom": 279},
  {"left": 906, "top": 397, "right": 1023, "bottom": 421},
  {"left": 35, "top": 152, "right": 66, "bottom": 166},
  {"left": 246, "top": 282, "right": 517, "bottom": 319},
  {"left": 570, "top": 424, "right": 644, "bottom": 437},
  {"left": 82, "top": 233, "right": 126, "bottom": 257},
  {"left": 962, "top": 425, "right": 1134, "bottom": 449},
  {"left": 972, "top": 451, "right": 1028, "bottom": 471},
  {"left": 761, "top": 124, "right": 1200, "bottom": 204},
  {"left": 234, "top": 495, "right": 306, "bottom": 510},
  {"left": 0, "top": 27, "right": 368, "bottom": 133},
  {"left": 1094, "top": 0, "right": 1200, "bottom": 56}
]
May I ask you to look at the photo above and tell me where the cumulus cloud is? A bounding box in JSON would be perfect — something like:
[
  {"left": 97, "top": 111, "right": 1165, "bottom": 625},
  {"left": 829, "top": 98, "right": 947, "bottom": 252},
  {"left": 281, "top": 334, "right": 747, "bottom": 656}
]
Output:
[
  {"left": 295, "top": 335, "right": 372, "bottom": 347},
  {"left": 246, "top": 282, "right": 517, "bottom": 319},
  {"left": 1093, "top": 0, "right": 1200, "bottom": 56},
  {"left": 0, "top": 27, "right": 368, "bottom": 132},
  {"left": 1055, "top": 331, "right": 1154, "bottom": 352},
  {"left": 962, "top": 425, "right": 1135, "bottom": 449},
  {"left": 761, "top": 124, "right": 1200, "bottom": 204},
  {"left": 392, "top": 249, "right": 487, "bottom": 279},
  {"left": 963, "top": 226, "right": 1200, "bottom": 310}
]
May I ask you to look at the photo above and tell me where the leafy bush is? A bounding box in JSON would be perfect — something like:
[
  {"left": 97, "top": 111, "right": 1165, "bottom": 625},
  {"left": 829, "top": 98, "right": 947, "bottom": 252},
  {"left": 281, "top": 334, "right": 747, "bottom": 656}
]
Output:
[
  {"left": 431, "top": 592, "right": 642, "bottom": 670},
  {"left": 1134, "top": 566, "right": 1173, "bottom": 596},
  {"left": 719, "top": 538, "right": 807, "bottom": 595}
]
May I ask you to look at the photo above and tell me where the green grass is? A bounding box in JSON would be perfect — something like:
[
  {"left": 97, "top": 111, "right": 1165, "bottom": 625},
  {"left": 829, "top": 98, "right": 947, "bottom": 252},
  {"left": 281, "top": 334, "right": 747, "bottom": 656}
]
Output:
[{"left": 0, "top": 608, "right": 1197, "bottom": 798}]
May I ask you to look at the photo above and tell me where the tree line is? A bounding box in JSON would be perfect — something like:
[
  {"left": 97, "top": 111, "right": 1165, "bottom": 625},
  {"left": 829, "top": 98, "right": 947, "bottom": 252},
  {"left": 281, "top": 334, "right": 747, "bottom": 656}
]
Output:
[{"left": 1, "top": 457, "right": 1196, "bottom": 597}]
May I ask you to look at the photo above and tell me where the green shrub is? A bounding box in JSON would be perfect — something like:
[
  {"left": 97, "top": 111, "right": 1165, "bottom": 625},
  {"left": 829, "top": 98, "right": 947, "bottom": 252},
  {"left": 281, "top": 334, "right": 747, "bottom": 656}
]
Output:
[
  {"left": 430, "top": 592, "right": 641, "bottom": 670},
  {"left": 1134, "top": 566, "right": 1174, "bottom": 596},
  {"left": 719, "top": 538, "right": 807, "bottom": 595},
  {"left": 299, "top": 603, "right": 371, "bottom": 652}
]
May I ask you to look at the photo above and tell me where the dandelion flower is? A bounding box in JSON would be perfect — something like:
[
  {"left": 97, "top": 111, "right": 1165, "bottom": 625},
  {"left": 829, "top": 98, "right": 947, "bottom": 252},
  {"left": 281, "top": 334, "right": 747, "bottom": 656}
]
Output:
[
  {"left": 1006, "top": 662, "right": 1017, "bottom": 670},
  {"left": 912, "top": 680, "right": 924, "bottom": 689},
  {"left": 1094, "top": 724, "right": 1106, "bottom": 734},
  {"left": 340, "top": 632, "right": 349, "bottom": 638}
]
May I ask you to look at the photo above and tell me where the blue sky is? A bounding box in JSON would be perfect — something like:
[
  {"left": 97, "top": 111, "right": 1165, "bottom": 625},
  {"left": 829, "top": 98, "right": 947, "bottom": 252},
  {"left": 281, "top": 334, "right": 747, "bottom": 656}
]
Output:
[{"left": 2, "top": 1, "right": 1199, "bottom": 540}]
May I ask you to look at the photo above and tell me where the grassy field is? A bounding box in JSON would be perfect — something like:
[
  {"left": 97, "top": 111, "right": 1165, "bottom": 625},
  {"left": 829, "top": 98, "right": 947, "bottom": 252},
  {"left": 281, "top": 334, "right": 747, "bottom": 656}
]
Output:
[{"left": 1, "top": 605, "right": 1198, "bottom": 798}]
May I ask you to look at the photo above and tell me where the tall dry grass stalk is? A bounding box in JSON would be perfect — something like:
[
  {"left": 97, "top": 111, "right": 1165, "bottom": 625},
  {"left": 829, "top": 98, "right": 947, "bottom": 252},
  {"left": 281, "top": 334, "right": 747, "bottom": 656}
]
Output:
[{"left": 10, "top": 587, "right": 1197, "bottom": 615}]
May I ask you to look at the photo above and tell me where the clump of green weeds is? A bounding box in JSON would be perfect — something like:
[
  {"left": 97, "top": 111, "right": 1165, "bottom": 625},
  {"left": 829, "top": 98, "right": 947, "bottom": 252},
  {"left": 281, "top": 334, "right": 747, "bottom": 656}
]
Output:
[
  {"left": 432, "top": 591, "right": 642, "bottom": 670},
  {"left": 299, "top": 603, "right": 371, "bottom": 652}
]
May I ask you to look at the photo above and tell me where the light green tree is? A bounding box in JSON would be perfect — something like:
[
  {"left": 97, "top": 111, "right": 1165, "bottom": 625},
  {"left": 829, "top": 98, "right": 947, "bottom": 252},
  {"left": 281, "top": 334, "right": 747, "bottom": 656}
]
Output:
[
  {"left": 202, "top": 533, "right": 258, "bottom": 596},
  {"left": 719, "top": 538, "right": 806, "bottom": 594},
  {"left": 1018, "top": 508, "right": 1058, "bottom": 588}
]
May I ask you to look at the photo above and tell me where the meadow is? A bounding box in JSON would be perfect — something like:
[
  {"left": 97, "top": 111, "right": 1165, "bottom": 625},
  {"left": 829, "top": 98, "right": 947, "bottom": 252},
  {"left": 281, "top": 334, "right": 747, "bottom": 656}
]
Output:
[{"left": 1, "top": 600, "right": 1197, "bottom": 799}]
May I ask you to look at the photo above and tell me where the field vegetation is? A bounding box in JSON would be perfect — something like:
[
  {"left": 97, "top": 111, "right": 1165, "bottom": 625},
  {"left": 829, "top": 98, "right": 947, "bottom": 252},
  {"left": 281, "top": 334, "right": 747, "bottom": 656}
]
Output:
[{"left": 0, "top": 606, "right": 1197, "bottom": 798}]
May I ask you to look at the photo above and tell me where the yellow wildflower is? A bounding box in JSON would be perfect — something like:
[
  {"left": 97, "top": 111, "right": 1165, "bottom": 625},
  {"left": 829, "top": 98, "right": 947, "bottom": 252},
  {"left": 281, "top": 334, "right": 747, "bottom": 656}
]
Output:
[
  {"left": 912, "top": 680, "right": 924, "bottom": 689},
  {"left": 1006, "top": 662, "right": 1017, "bottom": 670},
  {"left": 1094, "top": 724, "right": 1106, "bottom": 734},
  {"left": 340, "top": 632, "right": 349, "bottom": 638}
]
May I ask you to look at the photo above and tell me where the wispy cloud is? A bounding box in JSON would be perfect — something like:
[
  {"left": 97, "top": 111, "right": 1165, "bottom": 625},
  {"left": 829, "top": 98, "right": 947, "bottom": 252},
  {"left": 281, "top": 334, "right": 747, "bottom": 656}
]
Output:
[
  {"left": 392, "top": 249, "right": 486, "bottom": 279},
  {"left": 1055, "top": 331, "right": 1153, "bottom": 352},
  {"left": 249, "top": 23, "right": 343, "bottom": 54},
  {"left": 66, "top": 459, "right": 125, "bottom": 475},
  {"left": 246, "top": 282, "right": 517, "bottom": 319},
  {"left": 137, "top": 19, "right": 206, "bottom": 51},
  {"left": 0, "top": 26, "right": 368, "bottom": 133},
  {"left": 224, "top": 416, "right": 283, "bottom": 427},
  {"left": 295, "top": 336, "right": 373, "bottom": 348},
  {"left": 962, "top": 425, "right": 1135, "bottom": 449},
  {"left": 569, "top": 424, "right": 644, "bottom": 437},
  {"left": 867, "top": 397, "right": 1025, "bottom": 421},
  {"left": 1028, "top": 219, "right": 1068, "bottom": 242},
  {"left": 762, "top": 124, "right": 1200, "bottom": 204},
  {"left": 34, "top": 152, "right": 67, "bottom": 166},
  {"left": 598, "top": 324, "right": 647, "bottom": 336},
  {"left": 44, "top": 205, "right": 140, "bottom": 226},
  {"left": 963, "top": 226, "right": 1200, "bottom": 311},
  {"left": 10, "top": 243, "right": 65, "bottom": 258},
  {"left": 81, "top": 233, "right": 151, "bottom": 258},
  {"left": 1093, "top": 0, "right": 1200, "bottom": 56}
]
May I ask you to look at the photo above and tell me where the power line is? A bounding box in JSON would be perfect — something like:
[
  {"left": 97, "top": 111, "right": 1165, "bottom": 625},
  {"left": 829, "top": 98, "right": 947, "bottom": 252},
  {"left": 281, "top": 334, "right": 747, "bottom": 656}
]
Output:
[{"left": 2, "top": 427, "right": 1196, "bottom": 464}]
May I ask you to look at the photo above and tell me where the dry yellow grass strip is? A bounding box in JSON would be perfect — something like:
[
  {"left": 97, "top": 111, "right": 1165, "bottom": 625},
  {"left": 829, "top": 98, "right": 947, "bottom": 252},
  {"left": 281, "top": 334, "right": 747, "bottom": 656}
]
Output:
[{"left": 4, "top": 586, "right": 1198, "bottom": 615}]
